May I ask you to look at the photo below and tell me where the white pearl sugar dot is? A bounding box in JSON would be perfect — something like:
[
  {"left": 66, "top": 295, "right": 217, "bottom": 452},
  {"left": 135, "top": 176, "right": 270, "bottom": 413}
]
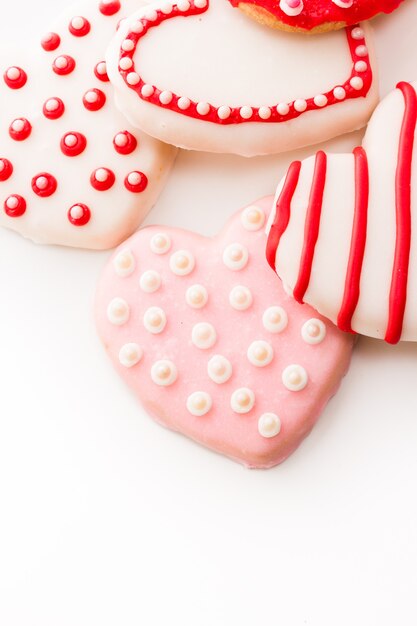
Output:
[
  {"left": 159, "top": 90, "right": 173, "bottom": 105},
  {"left": 169, "top": 250, "right": 195, "bottom": 276},
  {"left": 177, "top": 0, "right": 191, "bottom": 11},
  {"left": 197, "top": 101, "right": 210, "bottom": 116},
  {"left": 186, "top": 284, "right": 208, "bottom": 309},
  {"left": 150, "top": 233, "right": 171, "bottom": 255},
  {"left": 127, "top": 72, "right": 140, "bottom": 86},
  {"left": 229, "top": 286, "right": 253, "bottom": 311},
  {"left": 351, "top": 27, "right": 364, "bottom": 40},
  {"left": 354, "top": 61, "right": 368, "bottom": 73},
  {"left": 262, "top": 306, "right": 288, "bottom": 333},
  {"left": 7, "top": 67, "right": 20, "bottom": 80},
  {"left": 247, "top": 340, "right": 274, "bottom": 367},
  {"left": 119, "top": 343, "right": 143, "bottom": 368},
  {"left": 355, "top": 45, "right": 368, "bottom": 57},
  {"left": 277, "top": 102, "right": 290, "bottom": 116},
  {"left": 333, "top": 87, "right": 346, "bottom": 100},
  {"left": 107, "top": 297, "right": 130, "bottom": 325},
  {"left": 240, "top": 106, "right": 253, "bottom": 120},
  {"left": 186, "top": 391, "right": 212, "bottom": 416},
  {"left": 151, "top": 360, "right": 177, "bottom": 386},
  {"left": 192, "top": 322, "right": 217, "bottom": 350},
  {"left": 294, "top": 99, "right": 307, "bottom": 112},
  {"left": 222, "top": 243, "right": 249, "bottom": 271},
  {"left": 143, "top": 306, "right": 167, "bottom": 334},
  {"left": 119, "top": 57, "right": 133, "bottom": 71},
  {"left": 258, "top": 413, "right": 281, "bottom": 438},
  {"left": 282, "top": 364, "right": 308, "bottom": 392},
  {"left": 350, "top": 76, "right": 364, "bottom": 91},
  {"left": 231, "top": 388, "right": 255, "bottom": 414},
  {"left": 241, "top": 205, "right": 265, "bottom": 231},
  {"left": 139, "top": 270, "right": 162, "bottom": 293},
  {"left": 258, "top": 106, "right": 271, "bottom": 120},
  {"left": 113, "top": 249, "right": 135, "bottom": 277},
  {"left": 207, "top": 355, "right": 232, "bottom": 384},
  {"left": 314, "top": 94, "right": 328, "bottom": 108},
  {"left": 178, "top": 96, "right": 191, "bottom": 110},
  {"left": 217, "top": 105, "right": 231, "bottom": 120},
  {"left": 301, "top": 318, "right": 326, "bottom": 345}
]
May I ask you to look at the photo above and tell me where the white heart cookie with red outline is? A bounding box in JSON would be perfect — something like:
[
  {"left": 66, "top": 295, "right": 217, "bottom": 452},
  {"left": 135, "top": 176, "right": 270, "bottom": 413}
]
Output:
[
  {"left": 0, "top": 0, "right": 176, "bottom": 250},
  {"left": 106, "top": 0, "right": 378, "bottom": 157},
  {"left": 267, "top": 81, "right": 417, "bottom": 343},
  {"left": 95, "top": 197, "right": 353, "bottom": 468}
]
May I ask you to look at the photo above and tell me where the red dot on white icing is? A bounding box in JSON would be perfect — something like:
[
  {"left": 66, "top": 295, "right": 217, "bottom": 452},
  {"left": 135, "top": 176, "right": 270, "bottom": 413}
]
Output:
[
  {"left": 43, "top": 97, "right": 65, "bottom": 120},
  {"left": 83, "top": 88, "right": 106, "bottom": 111},
  {"left": 9, "top": 118, "right": 32, "bottom": 141},
  {"left": 0, "top": 158, "right": 13, "bottom": 181},
  {"left": 99, "top": 0, "right": 121, "bottom": 16},
  {"left": 60, "top": 132, "right": 87, "bottom": 157},
  {"left": 53, "top": 55, "right": 76, "bottom": 76},
  {"left": 94, "top": 61, "right": 109, "bottom": 82},
  {"left": 4, "top": 195, "right": 26, "bottom": 217},
  {"left": 124, "top": 171, "right": 148, "bottom": 193},
  {"left": 41, "top": 32, "right": 61, "bottom": 51},
  {"left": 31, "top": 173, "right": 58, "bottom": 197},
  {"left": 90, "top": 167, "right": 116, "bottom": 191},
  {"left": 68, "top": 203, "right": 91, "bottom": 226},
  {"left": 113, "top": 131, "right": 138, "bottom": 155},
  {"left": 4, "top": 66, "right": 27, "bottom": 89},
  {"left": 69, "top": 16, "right": 91, "bottom": 37}
]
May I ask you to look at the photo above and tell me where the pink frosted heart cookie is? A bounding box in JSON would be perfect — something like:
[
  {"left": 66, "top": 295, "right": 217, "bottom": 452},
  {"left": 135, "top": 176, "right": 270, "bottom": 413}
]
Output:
[
  {"left": 0, "top": 0, "right": 176, "bottom": 249},
  {"left": 106, "top": 0, "right": 378, "bottom": 157},
  {"left": 267, "top": 81, "right": 417, "bottom": 343},
  {"left": 95, "top": 197, "right": 353, "bottom": 468}
]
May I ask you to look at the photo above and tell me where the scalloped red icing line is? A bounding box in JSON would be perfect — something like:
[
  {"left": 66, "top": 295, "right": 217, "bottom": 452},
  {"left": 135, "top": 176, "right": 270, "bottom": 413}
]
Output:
[{"left": 118, "top": 0, "right": 373, "bottom": 126}]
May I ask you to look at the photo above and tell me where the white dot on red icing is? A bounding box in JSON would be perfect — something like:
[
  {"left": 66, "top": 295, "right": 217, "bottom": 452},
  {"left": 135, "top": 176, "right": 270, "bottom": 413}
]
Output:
[
  {"left": 186, "top": 284, "right": 208, "bottom": 309},
  {"left": 194, "top": 0, "right": 208, "bottom": 7},
  {"left": 169, "top": 250, "right": 195, "bottom": 276},
  {"left": 159, "top": 91, "right": 173, "bottom": 105},
  {"left": 262, "top": 306, "right": 288, "bottom": 333},
  {"left": 332, "top": 0, "right": 353, "bottom": 6},
  {"left": 222, "top": 243, "right": 249, "bottom": 271},
  {"left": 113, "top": 249, "right": 135, "bottom": 277},
  {"left": 91, "top": 167, "right": 115, "bottom": 191},
  {"left": 207, "top": 355, "right": 232, "bottom": 384},
  {"left": 177, "top": 96, "right": 191, "bottom": 110},
  {"left": 294, "top": 99, "right": 307, "bottom": 113},
  {"left": 350, "top": 77, "right": 364, "bottom": 90},
  {"left": 161, "top": 2, "right": 174, "bottom": 14},
  {"left": 355, "top": 45, "right": 368, "bottom": 57},
  {"left": 122, "top": 39, "right": 135, "bottom": 52},
  {"left": 130, "top": 20, "right": 144, "bottom": 34},
  {"left": 229, "top": 286, "right": 253, "bottom": 311},
  {"left": 186, "top": 391, "right": 212, "bottom": 417},
  {"left": 124, "top": 171, "right": 148, "bottom": 193},
  {"left": 333, "top": 87, "right": 346, "bottom": 100},
  {"left": 258, "top": 413, "right": 281, "bottom": 438},
  {"left": 217, "top": 105, "right": 231, "bottom": 120},
  {"left": 247, "top": 340, "right": 274, "bottom": 367},
  {"left": 351, "top": 27, "right": 364, "bottom": 40},
  {"left": 140, "top": 270, "right": 162, "bottom": 293},
  {"left": 197, "top": 102, "right": 210, "bottom": 116},
  {"left": 191, "top": 322, "right": 217, "bottom": 350},
  {"left": 83, "top": 89, "right": 106, "bottom": 111},
  {"left": 43, "top": 97, "right": 65, "bottom": 119},
  {"left": 277, "top": 103, "right": 290, "bottom": 116},
  {"left": 31, "top": 173, "right": 57, "bottom": 197},
  {"left": 282, "top": 365, "right": 308, "bottom": 391},
  {"left": 9, "top": 118, "right": 32, "bottom": 141},
  {"left": 69, "top": 16, "right": 91, "bottom": 37},
  {"left": 127, "top": 72, "right": 140, "bottom": 86},
  {"left": 119, "top": 57, "right": 133, "bottom": 71},
  {"left": 314, "top": 94, "right": 328, "bottom": 108},
  {"left": 177, "top": 0, "right": 191, "bottom": 11},
  {"left": 279, "top": 0, "right": 303, "bottom": 16},
  {"left": 258, "top": 106, "right": 271, "bottom": 120},
  {"left": 4, "top": 66, "right": 27, "bottom": 89},
  {"left": 354, "top": 61, "right": 368, "bottom": 72},
  {"left": 119, "top": 343, "right": 142, "bottom": 368},
  {"left": 99, "top": 0, "right": 121, "bottom": 16},
  {"left": 107, "top": 297, "right": 130, "bottom": 325},
  {"left": 150, "top": 233, "right": 171, "bottom": 255},
  {"left": 61, "top": 132, "right": 87, "bottom": 157},
  {"left": 52, "top": 55, "right": 76, "bottom": 75},
  {"left": 94, "top": 61, "right": 109, "bottom": 82},
  {"left": 301, "top": 318, "right": 326, "bottom": 344},
  {"left": 241, "top": 205, "right": 265, "bottom": 231},
  {"left": 4, "top": 195, "right": 26, "bottom": 217},
  {"left": 141, "top": 84, "right": 154, "bottom": 98},
  {"left": 240, "top": 106, "right": 253, "bottom": 120},
  {"left": 113, "top": 131, "right": 137, "bottom": 155},
  {"left": 230, "top": 388, "right": 255, "bottom": 414},
  {"left": 151, "top": 360, "right": 177, "bottom": 386},
  {"left": 68, "top": 203, "right": 90, "bottom": 226},
  {"left": 143, "top": 306, "right": 167, "bottom": 334},
  {"left": 145, "top": 8, "right": 158, "bottom": 20}
]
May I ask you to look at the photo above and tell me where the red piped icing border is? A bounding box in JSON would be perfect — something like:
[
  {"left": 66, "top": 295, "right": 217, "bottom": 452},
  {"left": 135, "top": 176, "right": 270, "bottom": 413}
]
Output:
[{"left": 117, "top": 0, "right": 373, "bottom": 126}]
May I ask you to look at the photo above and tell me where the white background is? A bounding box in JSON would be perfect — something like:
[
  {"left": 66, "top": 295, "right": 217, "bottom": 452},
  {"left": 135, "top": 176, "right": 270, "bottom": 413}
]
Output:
[{"left": 1, "top": 1, "right": 417, "bottom": 624}]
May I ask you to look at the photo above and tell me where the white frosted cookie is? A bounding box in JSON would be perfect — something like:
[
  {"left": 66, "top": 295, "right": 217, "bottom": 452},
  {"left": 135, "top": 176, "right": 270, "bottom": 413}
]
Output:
[
  {"left": 106, "top": 0, "right": 378, "bottom": 157},
  {"left": 0, "top": 0, "right": 176, "bottom": 249},
  {"left": 266, "top": 81, "right": 417, "bottom": 343}
]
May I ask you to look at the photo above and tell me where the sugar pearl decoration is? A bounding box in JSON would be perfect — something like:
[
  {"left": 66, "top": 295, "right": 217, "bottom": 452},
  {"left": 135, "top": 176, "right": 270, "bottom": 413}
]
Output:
[
  {"left": 207, "top": 355, "right": 232, "bottom": 384},
  {"left": 279, "top": 0, "right": 303, "bottom": 15},
  {"left": 240, "top": 106, "right": 253, "bottom": 120},
  {"left": 217, "top": 105, "right": 231, "bottom": 120},
  {"left": 350, "top": 77, "right": 364, "bottom": 91},
  {"left": 186, "top": 284, "right": 208, "bottom": 309},
  {"left": 197, "top": 102, "right": 210, "bottom": 116},
  {"left": 140, "top": 270, "right": 162, "bottom": 293},
  {"left": 177, "top": 0, "right": 191, "bottom": 10},
  {"left": 301, "top": 318, "right": 326, "bottom": 345},
  {"left": 159, "top": 90, "right": 173, "bottom": 105},
  {"left": 223, "top": 243, "right": 249, "bottom": 271},
  {"left": 351, "top": 27, "right": 364, "bottom": 40},
  {"left": 229, "top": 286, "right": 253, "bottom": 311},
  {"left": 186, "top": 391, "right": 212, "bottom": 417},
  {"left": 241, "top": 205, "right": 265, "bottom": 231},
  {"left": 282, "top": 365, "right": 308, "bottom": 392},
  {"left": 262, "top": 306, "right": 288, "bottom": 333},
  {"left": 143, "top": 306, "right": 167, "bottom": 334},
  {"left": 127, "top": 72, "right": 140, "bottom": 86},
  {"left": 314, "top": 94, "right": 328, "bottom": 108},
  {"left": 192, "top": 322, "right": 217, "bottom": 350},
  {"left": 150, "top": 233, "right": 171, "bottom": 255},
  {"left": 333, "top": 87, "right": 346, "bottom": 100},
  {"left": 258, "top": 413, "right": 281, "bottom": 439},
  {"left": 177, "top": 96, "right": 191, "bottom": 110},
  {"left": 151, "top": 360, "right": 177, "bottom": 386},
  {"left": 231, "top": 388, "right": 255, "bottom": 414},
  {"left": 355, "top": 45, "right": 368, "bottom": 57},
  {"left": 354, "top": 61, "right": 368, "bottom": 73},
  {"left": 277, "top": 102, "right": 290, "bottom": 116},
  {"left": 258, "top": 106, "right": 271, "bottom": 120},
  {"left": 119, "top": 343, "right": 143, "bottom": 368},
  {"left": 332, "top": 0, "right": 353, "bottom": 7},
  {"left": 294, "top": 99, "right": 307, "bottom": 113},
  {"left": 169, "top": 250, "right": 195, "bottom": 276},
  {"left": 113, "top": 249, "right": 135, "bottom": 277},
  {"left": 247, "top": 340, "right": 274, "bottom": 367},
  {"left": 107, "top": 297, "right": 130, "bottom": 325}
]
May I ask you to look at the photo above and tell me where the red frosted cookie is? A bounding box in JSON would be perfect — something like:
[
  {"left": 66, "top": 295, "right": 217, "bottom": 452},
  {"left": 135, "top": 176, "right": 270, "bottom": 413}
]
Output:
[
  {"left": 95, "top": 197, "right": 353, "bottom": 468},
  {"left": 229, "top": 0, "right": 405, "bottom": 33}
]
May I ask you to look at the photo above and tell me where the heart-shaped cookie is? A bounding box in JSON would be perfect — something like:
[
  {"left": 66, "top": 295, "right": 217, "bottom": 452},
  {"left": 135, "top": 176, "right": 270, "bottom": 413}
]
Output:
[
  {"left": 106, "top": 0, "right": 378, "bottom": 157},
  {"left": 0, "top": 0, "right": 176, "bottom": 249},
  {"left": 267, "top": 81, "right": 417, "bottom": 343},
  {"left": 95, "top": 197, "right": 353, "bottom": 468}
]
